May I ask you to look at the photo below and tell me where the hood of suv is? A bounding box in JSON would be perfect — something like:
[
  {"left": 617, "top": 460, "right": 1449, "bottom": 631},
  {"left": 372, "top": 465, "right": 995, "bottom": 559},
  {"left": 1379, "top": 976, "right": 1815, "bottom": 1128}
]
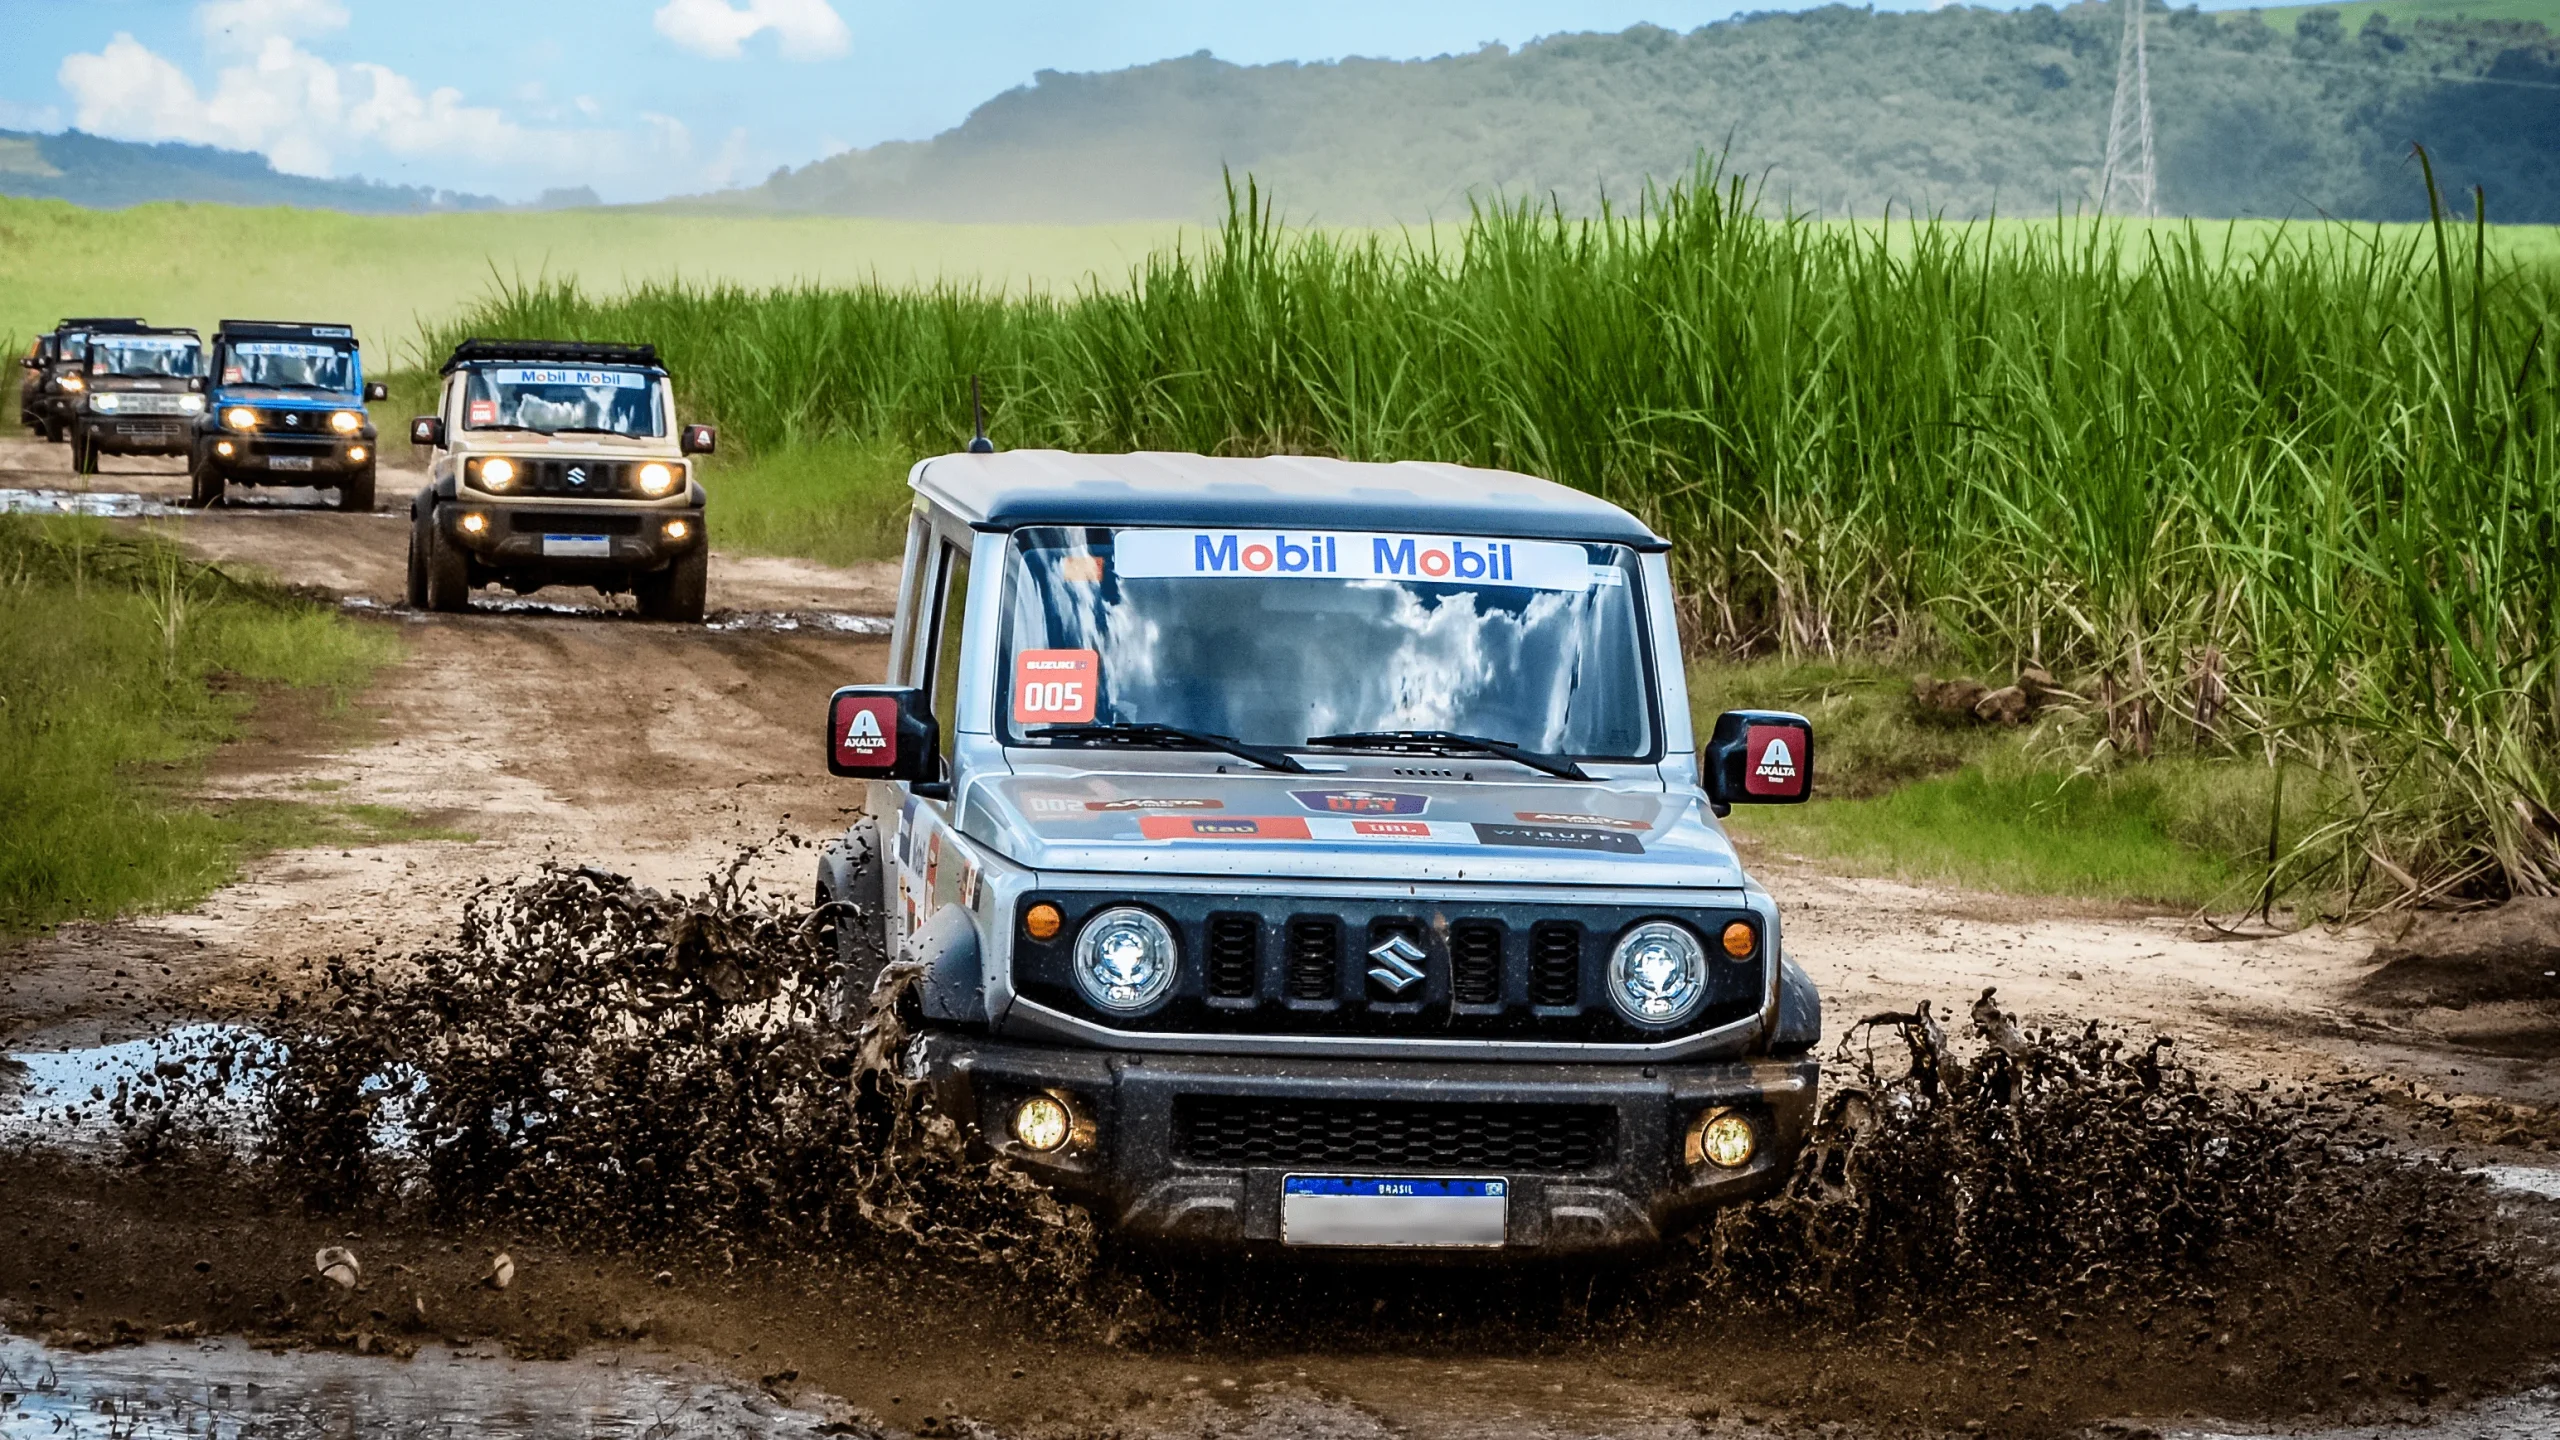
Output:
[
  {"left": 961, "top": 764, "right": 1747, "bottom": 890},
  {"left": 457, "top": 431, "right": 680, "bottom": 460},
  {"left": 211, "top": 388, "right": 360, "bottom": 408}
]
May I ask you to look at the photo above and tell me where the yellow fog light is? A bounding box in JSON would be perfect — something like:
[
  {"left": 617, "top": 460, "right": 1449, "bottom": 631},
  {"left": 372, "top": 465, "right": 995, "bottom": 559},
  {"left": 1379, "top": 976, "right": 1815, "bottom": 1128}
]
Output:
[
  {"left": 330, "top": 410, "right": 362, "bottom": 434},
  {"left": 1721, "top": 921, "right": 1756, "bottom": 959},
  {"left": 478, "top": 457, "right": 515, "bottom": 489},
  {"left": 664, "top": 519, "right": 690, "bottom": 541},
  {"left": 1024, "top": 903, "right": 1062, "bottom": 942},
  {"left": 637, "top": 461, "right": 678, "bottom": 496},
  {"left": 458, "top": 511, "right": 488, "bottom": 535},
  {"left": 1688, "top": 1110, "right": 1757, "bottom": 1170},
  {"left": 347, "top": 445, "right": 367, "bottom": 463},
  {"left": 214, "top": 440, "right": 236, "bottom": 457},
  {"left": 224, "top": 406, "right": 256, "bottom": 430},
  {"left": 1011, "top": 1094, "right": 1071, "bottom": 1152}
]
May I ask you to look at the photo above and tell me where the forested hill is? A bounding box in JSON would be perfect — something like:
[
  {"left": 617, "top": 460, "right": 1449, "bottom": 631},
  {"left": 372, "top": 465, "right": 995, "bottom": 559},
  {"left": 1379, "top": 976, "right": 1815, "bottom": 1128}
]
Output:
[
  {"left": 0, "top": 130, "right": 497, "bottom": 212},
  {"left": 732, "top": 5, "right": 2560, "bottom": 223}
]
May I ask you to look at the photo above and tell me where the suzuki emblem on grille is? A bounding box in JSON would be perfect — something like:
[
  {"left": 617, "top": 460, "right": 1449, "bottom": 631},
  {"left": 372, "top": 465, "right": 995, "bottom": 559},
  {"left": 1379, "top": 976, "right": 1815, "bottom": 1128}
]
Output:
[
  {"left": 567, "top": 466, "right": 588, "bottom": 486},
  {"left": 1366, "top": 934, "right": 1427, "bottom": 995}
]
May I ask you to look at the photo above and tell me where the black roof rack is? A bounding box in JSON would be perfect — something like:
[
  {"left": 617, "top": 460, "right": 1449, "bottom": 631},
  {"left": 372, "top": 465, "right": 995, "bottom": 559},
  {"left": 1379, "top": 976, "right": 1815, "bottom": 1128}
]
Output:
[
  {"left": 440, "top": 337, "right": 662, "bottom": 375},
  {"left": 57, "top": 317, "right": 149, "bottom": 334},
  {"left": 214, "top": 320, "right": 360, "bottom": 344}
]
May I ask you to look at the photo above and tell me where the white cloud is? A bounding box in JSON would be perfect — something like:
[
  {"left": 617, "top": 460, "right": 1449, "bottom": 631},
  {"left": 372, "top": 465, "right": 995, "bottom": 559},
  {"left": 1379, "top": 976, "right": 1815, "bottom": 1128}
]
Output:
[
  {"left": 653, "top": 0, "right": 849, "bottom": 61},
  {"left": 59, "top": 29, "right": 616, "bottom": 184}
]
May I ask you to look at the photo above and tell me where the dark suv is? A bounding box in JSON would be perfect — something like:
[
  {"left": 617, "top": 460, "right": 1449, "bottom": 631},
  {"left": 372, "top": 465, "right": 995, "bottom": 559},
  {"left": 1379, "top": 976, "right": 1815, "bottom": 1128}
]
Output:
[
  {"left": 20, "top": 318, "right": 146, "bottom": 442},
  {"left": 68, "top": 325, "right": 207, "bottom": 474}
]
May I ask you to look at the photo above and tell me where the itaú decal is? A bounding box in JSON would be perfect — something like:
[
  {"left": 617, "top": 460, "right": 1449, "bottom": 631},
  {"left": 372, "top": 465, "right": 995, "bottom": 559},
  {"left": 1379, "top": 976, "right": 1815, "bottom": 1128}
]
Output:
[{"left": 1114, "top": 529, "right": 1597, "bottom": 592}]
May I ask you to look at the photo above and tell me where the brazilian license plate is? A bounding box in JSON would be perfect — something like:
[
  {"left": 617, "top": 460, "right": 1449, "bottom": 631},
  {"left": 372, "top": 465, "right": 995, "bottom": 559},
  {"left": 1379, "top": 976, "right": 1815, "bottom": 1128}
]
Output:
[
  {"left": 1280, "top": 1176, "right": 1507, "bottom": 1247},
  {"left": 542, "top": 534, "right": 611, "bottom": 558},
  {"left": 266, "top": 455, "right": 314, "bottom": 472}
]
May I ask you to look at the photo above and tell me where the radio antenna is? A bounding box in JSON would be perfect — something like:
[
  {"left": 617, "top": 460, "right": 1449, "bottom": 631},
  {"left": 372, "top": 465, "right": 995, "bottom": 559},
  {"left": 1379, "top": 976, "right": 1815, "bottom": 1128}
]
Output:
[{"left": 967, "top": 375, "right": 995, "bottom": 454}]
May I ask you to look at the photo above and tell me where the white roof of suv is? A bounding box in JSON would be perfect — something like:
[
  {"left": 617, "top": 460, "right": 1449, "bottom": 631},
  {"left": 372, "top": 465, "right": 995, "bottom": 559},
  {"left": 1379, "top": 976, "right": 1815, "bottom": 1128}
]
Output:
[{"left": 911, "top": 449, "right": 1665, "bottom": 548}]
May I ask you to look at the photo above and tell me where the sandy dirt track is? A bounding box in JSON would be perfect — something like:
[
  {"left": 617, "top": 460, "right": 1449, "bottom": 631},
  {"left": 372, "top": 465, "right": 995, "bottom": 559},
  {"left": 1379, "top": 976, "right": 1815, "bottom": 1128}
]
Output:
[{"left": 4, "top": 434, "right": 2558, "bottom": 1439}]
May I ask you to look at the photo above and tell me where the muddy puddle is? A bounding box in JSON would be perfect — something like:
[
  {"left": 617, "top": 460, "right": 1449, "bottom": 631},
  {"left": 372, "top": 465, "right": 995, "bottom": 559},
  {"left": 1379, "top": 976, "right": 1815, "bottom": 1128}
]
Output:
[
  {"left": 0, "top": 488, "right": 179, "bottom": 517},
  {"left": 0, "top": 1334, "right": 841, "bottom": 1438},
  {"left": 334, "top": 593, "right": 893, "bottom": 634},
  {"left": 9, "top": 858, "right": 2560, "bottom": 1438}
]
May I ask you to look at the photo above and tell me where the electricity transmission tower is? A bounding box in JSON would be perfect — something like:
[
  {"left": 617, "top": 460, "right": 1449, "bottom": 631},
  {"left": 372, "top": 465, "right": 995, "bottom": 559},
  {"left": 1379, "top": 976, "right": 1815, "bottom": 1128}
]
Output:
[{"left": 2097, "top": 0, "right": 2156, "bottom": 217}]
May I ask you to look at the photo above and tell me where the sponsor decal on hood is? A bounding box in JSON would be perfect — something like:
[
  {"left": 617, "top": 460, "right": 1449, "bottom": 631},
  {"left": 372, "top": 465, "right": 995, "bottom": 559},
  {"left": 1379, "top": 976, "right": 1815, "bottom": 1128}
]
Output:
[
  {"left": 1289, "top": 788, "right": 1429, "bottom": 815},
  {"left": 1513, "top": 811, "right": 1655, "bottom": 831},
  {"left": 1140, "top": 815, "right": 1312, "bottom": 841}
]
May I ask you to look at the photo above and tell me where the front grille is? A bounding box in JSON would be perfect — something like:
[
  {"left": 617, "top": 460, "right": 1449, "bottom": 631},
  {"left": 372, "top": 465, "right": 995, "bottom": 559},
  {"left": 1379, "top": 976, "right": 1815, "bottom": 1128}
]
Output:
[
  {"left": 1206, "top": 913, "right": 1260, "bottom": 998},
  {"left": 1286, "top": 918, "right": 1339, "bottom": 1001},
  {"left": 1173, "top": 1094, "right": 1616, "bottom": 1173},
  {"left": 521, "top": 460, "right": 637, "bottom": 498},
  {"left": 1450, "top": 920, "right": 1503, "bottom": 1005},
  {"left": 513, "top": 511, "right": 643, "bottom": 536},
  {"left": 1529, "top": 922, "right": 1583, "bottom": 1007}
]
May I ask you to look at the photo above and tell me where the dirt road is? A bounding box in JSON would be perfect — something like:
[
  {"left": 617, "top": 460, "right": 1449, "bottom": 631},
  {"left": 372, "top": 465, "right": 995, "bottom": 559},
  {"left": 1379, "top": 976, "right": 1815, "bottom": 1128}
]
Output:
[{"left": 4, "top": 436, "right": 2557, "bottom": 1439}]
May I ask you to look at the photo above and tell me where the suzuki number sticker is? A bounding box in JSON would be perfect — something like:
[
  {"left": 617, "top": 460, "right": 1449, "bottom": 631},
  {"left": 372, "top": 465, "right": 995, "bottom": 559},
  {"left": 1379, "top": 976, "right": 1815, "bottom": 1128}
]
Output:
[
  {"left": 1012, "top": 648, "right": 1098, "bottom": 724},
  {"left": 1115, "top": 530, "right": 1595, "bottom": 591}
]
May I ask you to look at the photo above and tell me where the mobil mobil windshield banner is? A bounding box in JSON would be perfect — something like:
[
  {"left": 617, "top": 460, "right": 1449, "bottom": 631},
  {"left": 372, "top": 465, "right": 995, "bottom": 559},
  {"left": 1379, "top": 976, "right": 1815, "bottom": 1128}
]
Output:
[{"left": 1114, "top": 529, "right": 1593, "bottom": 591}]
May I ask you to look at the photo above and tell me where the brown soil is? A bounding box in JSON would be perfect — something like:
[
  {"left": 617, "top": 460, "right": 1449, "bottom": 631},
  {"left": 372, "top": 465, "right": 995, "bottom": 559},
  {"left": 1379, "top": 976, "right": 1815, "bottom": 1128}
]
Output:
[{"left": 6, "top": 433, "right": 2560, "bottom": 1438}]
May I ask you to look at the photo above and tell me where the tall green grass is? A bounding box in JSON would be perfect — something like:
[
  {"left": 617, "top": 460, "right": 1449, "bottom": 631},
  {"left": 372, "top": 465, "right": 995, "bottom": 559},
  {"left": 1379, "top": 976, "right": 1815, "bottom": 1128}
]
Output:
[
  {"left": 426, "top": 166, "right": 2560, "bottom": 908},
  {"left": 0, "top": 516, "right": 400, "bottom": 934}
]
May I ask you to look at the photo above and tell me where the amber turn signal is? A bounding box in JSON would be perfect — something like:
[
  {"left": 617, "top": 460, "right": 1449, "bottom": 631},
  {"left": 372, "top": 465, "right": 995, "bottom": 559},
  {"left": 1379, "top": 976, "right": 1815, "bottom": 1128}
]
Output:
[
  {"left": 1721, "top": 921, "right": 1755, "bottom": 959},
  {"left": 1024, "top": 902, "right": 1063, "bottom": 941}
]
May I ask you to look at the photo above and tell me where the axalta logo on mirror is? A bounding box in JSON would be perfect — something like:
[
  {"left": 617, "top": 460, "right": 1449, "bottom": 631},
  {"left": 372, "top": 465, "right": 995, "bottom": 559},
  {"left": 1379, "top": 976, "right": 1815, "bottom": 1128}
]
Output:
[{"left": 842, "top": 708, "right": 887, "bottom": 753}]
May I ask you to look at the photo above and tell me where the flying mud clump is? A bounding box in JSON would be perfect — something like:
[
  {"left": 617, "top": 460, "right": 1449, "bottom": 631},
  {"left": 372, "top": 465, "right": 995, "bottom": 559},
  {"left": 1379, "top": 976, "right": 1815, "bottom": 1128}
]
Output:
[
  {"left": 1694, "top": 992, "right": 2512, "bottom": 1332},
  {"left": 253, "top": 859, "right": 1095, "bottom": 1283}
]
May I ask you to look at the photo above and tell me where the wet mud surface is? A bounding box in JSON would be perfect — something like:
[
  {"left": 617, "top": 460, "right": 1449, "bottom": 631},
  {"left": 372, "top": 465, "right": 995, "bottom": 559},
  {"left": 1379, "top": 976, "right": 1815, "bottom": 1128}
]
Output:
[{"left": 6, "top": 433, "right": 2560, "bottom": 1436}]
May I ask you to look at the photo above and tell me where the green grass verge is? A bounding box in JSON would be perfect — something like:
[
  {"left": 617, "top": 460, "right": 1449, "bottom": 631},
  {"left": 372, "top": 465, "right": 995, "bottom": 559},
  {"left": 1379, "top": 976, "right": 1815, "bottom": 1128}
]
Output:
[
  {"left": 0, "top": 515, "right": 414, "bottom": 935},
  {"left": 697, "top": 434, "right": 917, "bottom": 568},
  {"left": 1694, "top": 657, "right": 2324, "bottom": 911}
]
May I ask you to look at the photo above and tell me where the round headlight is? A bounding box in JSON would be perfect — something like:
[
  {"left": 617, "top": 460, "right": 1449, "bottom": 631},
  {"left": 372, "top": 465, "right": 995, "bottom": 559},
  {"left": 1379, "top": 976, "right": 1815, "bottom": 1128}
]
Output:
[
  {"left": 59, "top": 374, "right": 84, "bottom": 392},
  {"left": 478, "top": 457, "right": 516, "bottom": 489},
  {"left": 179, "top": 394, "right": 207, "bottom": 414},
  {"left": 330, "top": 410, "right": 362, "bottom": 434},
  {"left": 1607, "top": 921, "right": 1709, "bottom": 1027},
  {"left": 224, "top": 406, "right": 257, "bottom": 430},
  {"left": 637, "top": 461, "right": 678, "bottom": 496},
  {"left": 90, "top": 392, "right": 117, "bottom": 412},
  {"left": 1011, "top": 1094, "right": 1071, "bottom": 1152},
  {"left": 1072, "top": 906, "right": 1179, "bottom": 1014},
  {"left": 1689, "top": 1110, "right": 1758, "bottom": 1170}
]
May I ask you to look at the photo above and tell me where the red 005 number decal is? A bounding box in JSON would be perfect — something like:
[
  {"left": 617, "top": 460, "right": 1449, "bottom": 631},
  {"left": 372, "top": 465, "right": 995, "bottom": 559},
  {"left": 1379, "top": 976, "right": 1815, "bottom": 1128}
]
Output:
[{"left": 1012, "top": 648, "right": 1099, "bottom": 724}]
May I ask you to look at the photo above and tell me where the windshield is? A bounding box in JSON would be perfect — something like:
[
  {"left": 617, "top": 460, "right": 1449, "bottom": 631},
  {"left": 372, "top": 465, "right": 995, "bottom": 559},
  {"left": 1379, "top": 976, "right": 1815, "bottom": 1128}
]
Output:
[
  {"left": 90, "top": 335, "right": 201, "bottom": 379},
  {"left": 221, "top": 341, "right": 355, "bottom": 392},
  {"left": 462, "top": 366, "right": 664, "bottom": 437},
  {"left": 1000, "top": 526, "right": 1656, "bottom": 758}
]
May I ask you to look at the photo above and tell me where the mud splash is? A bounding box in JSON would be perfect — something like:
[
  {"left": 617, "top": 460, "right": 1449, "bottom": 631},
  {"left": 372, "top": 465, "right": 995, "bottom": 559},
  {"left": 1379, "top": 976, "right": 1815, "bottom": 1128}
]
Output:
[
  {"left": 49, "top": 856, "right": 2560, "bottom": 1435},
  {"left": 249, "top": 859, "right": 1092, "bottom": 1282}
]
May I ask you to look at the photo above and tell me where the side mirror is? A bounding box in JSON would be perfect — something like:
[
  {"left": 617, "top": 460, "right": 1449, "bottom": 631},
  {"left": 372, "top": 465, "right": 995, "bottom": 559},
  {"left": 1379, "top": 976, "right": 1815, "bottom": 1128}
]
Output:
[
  {"left": 1703, "top": 710, "right": 1814, "bottom": 813},
  {"left": 680, "top": 424, "right": 716, "bottom": 456},
  {"left": 363, "top": 381, "right": 389, "bottom": 402},
  {"left": 409, "top": 416, "right": 445, "bottom": 448},
  {"left": 827, "top": 685, "right": 943, "bottom": 790},
  {"left": 19, "top": 356, "right": 38, "bottom": 370}
]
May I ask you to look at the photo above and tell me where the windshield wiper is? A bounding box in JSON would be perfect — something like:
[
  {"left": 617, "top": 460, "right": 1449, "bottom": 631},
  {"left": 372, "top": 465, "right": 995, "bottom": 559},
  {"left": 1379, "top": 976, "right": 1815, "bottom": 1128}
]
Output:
[
  {"left": 1030, "top": 723, "right": 1306, "bottom": 774},
  {"left": 550, "top": 426, "right": 642, "bottom": 437},
  {"left": 1304, "top": 730, "right": 1592, "bottom": 781}
]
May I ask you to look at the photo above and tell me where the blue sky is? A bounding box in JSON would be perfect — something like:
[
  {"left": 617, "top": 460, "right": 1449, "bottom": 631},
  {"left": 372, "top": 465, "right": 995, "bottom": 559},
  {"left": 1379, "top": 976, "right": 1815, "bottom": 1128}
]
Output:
[{"left": 0, "top": 0, "right": 2041, "bottom": 203}]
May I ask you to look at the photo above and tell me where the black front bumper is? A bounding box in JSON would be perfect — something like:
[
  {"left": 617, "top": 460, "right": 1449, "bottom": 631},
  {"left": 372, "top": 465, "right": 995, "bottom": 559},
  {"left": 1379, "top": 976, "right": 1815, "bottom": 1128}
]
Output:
[
  {"left": 438, "top": 500, "right": 706, "bottom": 574},
  {"left": 84, "top": 415, "right": 194, "bottom": 455},
  {"left": 920, "top": 1032, "right": 1818, "bottom": 1256},
  {"left": 201, "top": 432, "right": 374, "bottom": 480}
]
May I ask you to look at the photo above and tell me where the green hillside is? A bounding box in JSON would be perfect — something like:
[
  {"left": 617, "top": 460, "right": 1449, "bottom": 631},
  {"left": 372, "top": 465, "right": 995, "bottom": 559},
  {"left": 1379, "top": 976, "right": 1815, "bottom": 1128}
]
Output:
[
  {"left": 0, "top": 129, "right": 497, "bottom": 212},
  {"left": 728, "top": 5, "right": 2560, "bottom": 223},
  {"left": 2234, "top": 0, "right": 2560, "bottom": 32}
]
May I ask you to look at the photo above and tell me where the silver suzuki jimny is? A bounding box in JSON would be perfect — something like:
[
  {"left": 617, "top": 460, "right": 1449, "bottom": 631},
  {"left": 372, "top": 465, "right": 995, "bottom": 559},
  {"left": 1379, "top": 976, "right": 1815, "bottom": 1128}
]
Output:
[{"left": 819, "top": 450, "right": 1821, "bottom": 1255}]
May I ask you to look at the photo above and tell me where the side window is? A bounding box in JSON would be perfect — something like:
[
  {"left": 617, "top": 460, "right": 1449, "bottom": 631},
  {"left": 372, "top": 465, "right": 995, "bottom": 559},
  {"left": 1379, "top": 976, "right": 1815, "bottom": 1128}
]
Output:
[
  {"left": 890, "top": 511, "right": 935, "bottom": 684},
  {"left": 926, "top": 540, "right": 973, "bottom": 761}
]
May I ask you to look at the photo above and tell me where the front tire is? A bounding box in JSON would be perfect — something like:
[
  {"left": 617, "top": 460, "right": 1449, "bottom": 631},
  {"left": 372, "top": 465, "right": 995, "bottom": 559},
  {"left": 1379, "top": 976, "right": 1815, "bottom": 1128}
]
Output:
[
  {"left": 189, "top": 457, "right": 225, "bottom": 508},
  {"left": 817, "top": 821, "right": 888, "bottom": 1026},
  {"left": 420, "top": 510, "right": 470, "bottom": 613},
  {"left": 634, "top": 548, "right": 707, "bottom": 624},
  {"left": 70, "top": 430, "right": 96, "bottom": 474},
  {"left": 337, "top": 464, "right": 376, "bottom": 513}
]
